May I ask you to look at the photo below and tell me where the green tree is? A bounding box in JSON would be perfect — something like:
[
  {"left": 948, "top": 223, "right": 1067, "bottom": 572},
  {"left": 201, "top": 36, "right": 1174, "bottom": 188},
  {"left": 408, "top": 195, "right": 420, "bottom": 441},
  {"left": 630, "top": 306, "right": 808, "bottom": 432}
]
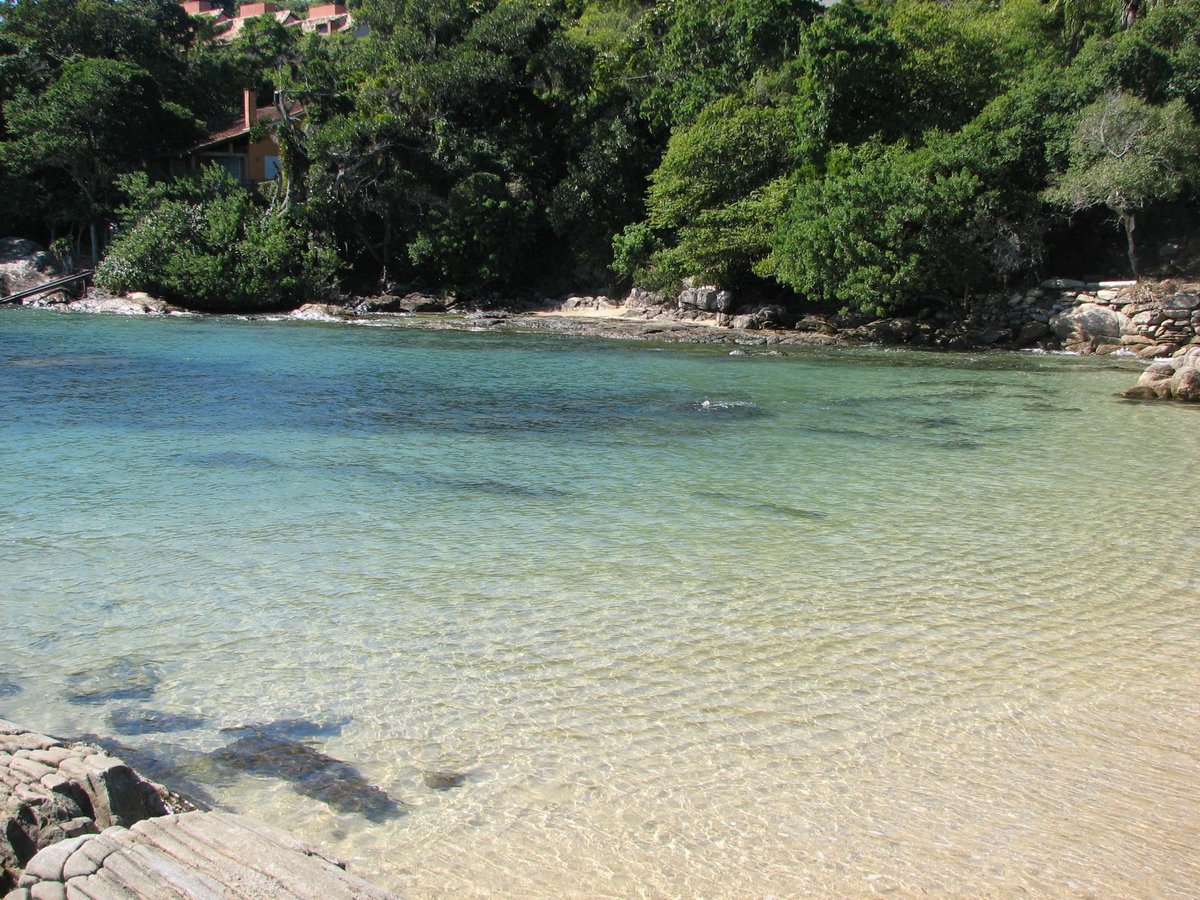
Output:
[
  {"left": 97, "top": 169, "right": 339, "bottom": 310},
  {"left": 0, "top": 57, "right": 198, "bottom": 261},
  {"left": 1044, "top": 91, "right": 1200, "bottom": 276},
  {"left": 766, "top": 140, "right": 989, "bottom": 315}
]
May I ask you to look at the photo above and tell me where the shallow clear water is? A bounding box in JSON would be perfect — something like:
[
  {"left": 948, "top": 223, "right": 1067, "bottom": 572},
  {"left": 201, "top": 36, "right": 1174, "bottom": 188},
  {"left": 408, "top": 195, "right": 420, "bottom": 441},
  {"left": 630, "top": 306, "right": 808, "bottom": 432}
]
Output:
[{"left": 1, "top": 309, "right": 1198, "bottom": 897}]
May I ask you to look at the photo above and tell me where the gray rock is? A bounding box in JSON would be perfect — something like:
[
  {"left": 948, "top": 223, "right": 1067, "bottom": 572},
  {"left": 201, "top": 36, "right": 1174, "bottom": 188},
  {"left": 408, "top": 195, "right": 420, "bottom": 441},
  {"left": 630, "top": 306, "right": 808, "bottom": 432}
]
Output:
[
  {"left": 13, "top": 812, "right": 396, "bottom": 899},
  {"left": 1, "top": 721, "right": 185, "bottom": 893},
  {"left": 1170, "top": 365, "right": 1200, "bottom": 401},
  {"left": 1050, "top": 302, "right": 1132, "bottom": 353},
  {"left": 291, "top": 302, "right": 352, "bottom": 321},
  {"left": 677, "top": 285, "right": 734, "bottom": 313},
  {"left": 0, "top": 239, "right": 62, "bottom": 299},
  {"left": 1016, "top": 321, "right": 1050, "bottom": 343}
]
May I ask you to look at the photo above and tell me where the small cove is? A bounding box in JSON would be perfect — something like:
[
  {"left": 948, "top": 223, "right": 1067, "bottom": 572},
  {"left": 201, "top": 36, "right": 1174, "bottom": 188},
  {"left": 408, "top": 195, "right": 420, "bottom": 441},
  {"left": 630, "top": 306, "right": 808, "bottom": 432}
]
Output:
[{"left": 1, "top": 309, "right": 1198, "bottom": 896}]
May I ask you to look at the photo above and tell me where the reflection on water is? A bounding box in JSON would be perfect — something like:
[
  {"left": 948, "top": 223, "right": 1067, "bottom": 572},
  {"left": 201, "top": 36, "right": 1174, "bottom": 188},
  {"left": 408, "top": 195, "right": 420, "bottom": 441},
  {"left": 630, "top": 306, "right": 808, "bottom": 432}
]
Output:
[{"left": 1, "top": 310, "right": 1198, "bottom": 896}]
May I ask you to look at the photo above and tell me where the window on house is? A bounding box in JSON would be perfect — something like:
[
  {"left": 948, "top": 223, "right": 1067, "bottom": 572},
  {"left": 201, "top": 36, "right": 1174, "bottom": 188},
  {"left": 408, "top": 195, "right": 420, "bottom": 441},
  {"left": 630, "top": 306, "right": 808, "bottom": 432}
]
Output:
[{"left": 264, "top": 156, "right": 283, "bottom": 180}]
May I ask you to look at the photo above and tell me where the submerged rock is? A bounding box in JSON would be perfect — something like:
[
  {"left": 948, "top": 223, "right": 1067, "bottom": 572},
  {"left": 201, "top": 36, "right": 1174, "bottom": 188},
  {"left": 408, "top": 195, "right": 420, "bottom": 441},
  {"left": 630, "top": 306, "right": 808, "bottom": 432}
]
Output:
[
  {"left": 107, "top": 708, "right": 207, "bottom": 737},
  {"left": 211, "top": 729, "right": 403, "bottom": 822},
  {"left": 64, "top": 658, "right": 161, "bottom": 705},
  {"left": 0, "top": 677, "right": 21, "bottom": 699},
  {"left": 421, "top": 770, "right": 468, "bottom": 791},
  {"left": 222, "top": 716, "right": 352, "bottom": 740}
]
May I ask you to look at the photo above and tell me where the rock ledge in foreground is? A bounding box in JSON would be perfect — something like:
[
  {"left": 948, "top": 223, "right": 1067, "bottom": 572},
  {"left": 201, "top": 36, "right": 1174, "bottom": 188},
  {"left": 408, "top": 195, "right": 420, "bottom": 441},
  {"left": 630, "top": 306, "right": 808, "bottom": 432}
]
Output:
[
  {"left": 0, "top": 720, "right": 191, "bottom": 893},
  {"left": 6, "top": 811, "right": 396, "bottom": 900}
]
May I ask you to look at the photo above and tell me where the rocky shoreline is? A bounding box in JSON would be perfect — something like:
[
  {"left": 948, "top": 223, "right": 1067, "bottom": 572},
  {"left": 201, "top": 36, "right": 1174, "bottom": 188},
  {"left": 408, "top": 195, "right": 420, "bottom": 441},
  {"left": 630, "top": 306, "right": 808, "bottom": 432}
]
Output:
[
  {"left": 0, "top": 720, "right": 395, "bottom": 898},
  {"left": 6, "top": 237, "right": 1199, "bottom": 401}
]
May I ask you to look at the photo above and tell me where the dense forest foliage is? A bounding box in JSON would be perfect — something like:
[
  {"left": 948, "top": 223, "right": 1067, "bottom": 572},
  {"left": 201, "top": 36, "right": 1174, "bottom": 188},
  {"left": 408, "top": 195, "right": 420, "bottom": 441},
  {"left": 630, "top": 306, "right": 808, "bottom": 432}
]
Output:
[{"left": 1, "top": 0, "right": 1198, "bottom": 313}]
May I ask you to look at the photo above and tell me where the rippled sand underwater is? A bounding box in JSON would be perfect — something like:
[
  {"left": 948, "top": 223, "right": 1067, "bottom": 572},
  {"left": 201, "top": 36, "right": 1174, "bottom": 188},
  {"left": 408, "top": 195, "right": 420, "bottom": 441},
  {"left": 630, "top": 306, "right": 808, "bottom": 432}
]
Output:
[{"left": 1, "top": 311, "right": 1198, "bottom": 896}]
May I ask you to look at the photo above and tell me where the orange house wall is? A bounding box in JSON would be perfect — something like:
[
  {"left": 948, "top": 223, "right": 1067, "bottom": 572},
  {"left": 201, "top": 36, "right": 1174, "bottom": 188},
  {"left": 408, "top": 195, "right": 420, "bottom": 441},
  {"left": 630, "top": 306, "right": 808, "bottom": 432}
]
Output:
[{"left": 247, "top": 136, "right": 277, "bottom": 182}]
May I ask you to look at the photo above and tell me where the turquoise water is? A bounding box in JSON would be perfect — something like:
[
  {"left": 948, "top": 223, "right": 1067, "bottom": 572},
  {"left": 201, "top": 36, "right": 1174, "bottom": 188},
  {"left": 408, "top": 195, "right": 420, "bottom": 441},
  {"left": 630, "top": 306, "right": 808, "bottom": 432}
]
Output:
[{"left": 1, "top": 309, "right": 1198, "bottom": 896}]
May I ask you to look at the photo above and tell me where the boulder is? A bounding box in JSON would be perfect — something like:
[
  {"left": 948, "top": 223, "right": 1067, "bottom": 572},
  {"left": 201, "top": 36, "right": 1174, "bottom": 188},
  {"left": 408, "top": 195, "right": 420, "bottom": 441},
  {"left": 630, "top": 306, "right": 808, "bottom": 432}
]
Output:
[
  {"left": 365, "top": 292, "right": 451, "bottom": 314},
  {"left": 1124, "top": 352, "right": 1200, "bottom": 402},
  {"left": 843, "top": 317, "right": 918, "bottom": 344},
  {"left": 1016, "top": 321, "right": 1051, "bottom": 343},
  {"left": 0, "top": 239, "right": 62, "bottom": 299},
  {"left": 677, "top": 285, "right": 734, "bottom": 313},
  {"left": 291, "top": 303, "right": 352, "bottom": 321},
  {"left": 1171, "top": 365, "right": 1200, "bottom": 401},
  {"left": 1050, "top": 302, "right": 1132, "bottom": 353}
]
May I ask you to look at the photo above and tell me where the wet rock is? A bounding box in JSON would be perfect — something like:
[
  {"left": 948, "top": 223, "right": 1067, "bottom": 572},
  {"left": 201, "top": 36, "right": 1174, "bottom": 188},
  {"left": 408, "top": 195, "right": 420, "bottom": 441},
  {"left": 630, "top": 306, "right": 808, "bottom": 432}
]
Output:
[
  {"left": 107, "top": 708, "right": 207, "bottom": 737},
  {"left": 1016, "top": 321, "right": 1051, "bottom": 343},
  {"left": 211, "top": 731, "right": 403, "bottom": 822},
  {"left": 843, "top": 318, "right": 918, "bottom": 344},
  {"left": 63, "top": 659, "right": 161, "bottom": 706},
  {"left": 78, "top": 735, "right": 216, "bottom": 811}
]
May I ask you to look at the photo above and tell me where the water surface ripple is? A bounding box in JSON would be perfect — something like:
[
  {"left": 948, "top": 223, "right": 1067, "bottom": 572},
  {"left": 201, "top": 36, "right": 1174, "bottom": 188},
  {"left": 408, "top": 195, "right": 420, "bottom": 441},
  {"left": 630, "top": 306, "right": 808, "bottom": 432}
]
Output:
[{"left": 1, "top": 311, "right": 1198, "bottom": 897}]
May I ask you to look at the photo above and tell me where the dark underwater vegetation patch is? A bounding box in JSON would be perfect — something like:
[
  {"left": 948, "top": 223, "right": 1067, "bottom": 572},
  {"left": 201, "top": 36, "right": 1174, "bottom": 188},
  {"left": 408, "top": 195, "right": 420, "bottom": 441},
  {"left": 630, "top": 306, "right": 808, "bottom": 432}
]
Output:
[
  {"left": 108, "top": 707, "right": 208, "bottom": 736},
  {"left": 211, "top": 727, "right": 404, "bottom": 822},
  {"left": 65, "top": 657, "right": 161, "bottom": 705}
]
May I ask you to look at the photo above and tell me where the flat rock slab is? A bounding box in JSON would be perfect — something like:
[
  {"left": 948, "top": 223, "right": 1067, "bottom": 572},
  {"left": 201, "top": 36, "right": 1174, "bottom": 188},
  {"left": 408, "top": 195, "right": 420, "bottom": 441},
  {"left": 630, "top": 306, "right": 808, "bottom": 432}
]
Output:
[{"left": 6, "top": 811, "right": 396, "bottom": 899}]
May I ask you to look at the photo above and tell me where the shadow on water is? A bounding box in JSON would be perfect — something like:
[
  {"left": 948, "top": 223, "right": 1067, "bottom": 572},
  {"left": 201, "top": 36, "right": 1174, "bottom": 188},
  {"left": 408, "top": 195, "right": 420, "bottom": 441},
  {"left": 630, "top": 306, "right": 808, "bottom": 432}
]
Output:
[{"left": 64, "top": 658, "right": 161, "bottom": 705}]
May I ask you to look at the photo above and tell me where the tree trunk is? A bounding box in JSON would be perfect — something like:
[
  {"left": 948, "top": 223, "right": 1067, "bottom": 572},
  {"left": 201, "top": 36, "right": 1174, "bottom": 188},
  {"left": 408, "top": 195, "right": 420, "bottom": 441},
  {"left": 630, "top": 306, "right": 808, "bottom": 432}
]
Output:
[
  {"left": 1121, "top": 0, "right": 1140, "bottom": 28},
  {"left": 1121, "top": 209, "right": 1139, "bottom": 279}
]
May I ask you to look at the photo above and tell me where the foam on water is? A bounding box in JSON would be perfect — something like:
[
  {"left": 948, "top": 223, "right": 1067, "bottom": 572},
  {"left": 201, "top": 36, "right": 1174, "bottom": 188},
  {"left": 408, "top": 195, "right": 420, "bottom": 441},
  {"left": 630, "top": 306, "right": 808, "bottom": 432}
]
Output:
[{"left": 1, "top": 309, "right": 1198, "bottom": 896}]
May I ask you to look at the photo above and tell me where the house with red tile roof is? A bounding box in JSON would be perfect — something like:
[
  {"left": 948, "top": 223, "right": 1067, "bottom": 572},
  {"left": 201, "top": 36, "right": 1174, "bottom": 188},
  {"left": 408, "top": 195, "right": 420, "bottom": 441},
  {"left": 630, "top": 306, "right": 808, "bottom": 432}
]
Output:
[
  {"left": 178, "top": 2, "right": 361, "bottom": 41},
  {"left": 171, "top": 89, "right": 304, "bottom": 184}
]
